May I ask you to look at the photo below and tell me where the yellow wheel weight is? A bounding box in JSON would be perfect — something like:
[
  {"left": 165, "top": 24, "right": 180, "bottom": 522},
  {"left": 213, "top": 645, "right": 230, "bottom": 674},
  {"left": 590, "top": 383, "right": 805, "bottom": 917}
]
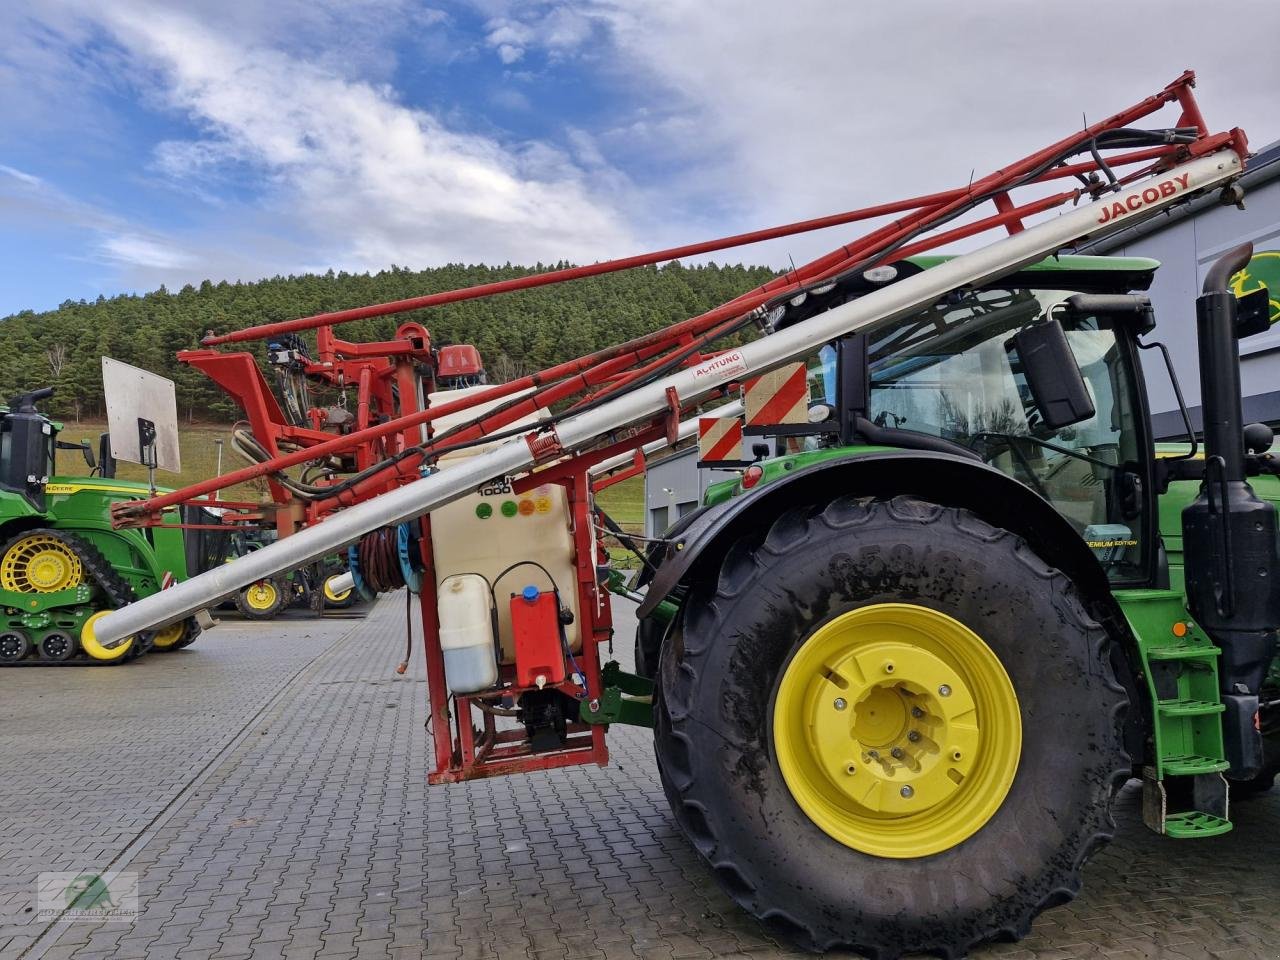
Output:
[
  {"left": 772, "top": 603, "right": 1021, "bottom": 859},
  {"left": 1, "top": 534, "right": 84, "bottom": 593},
  {"left": 323, "top": 576, "right": 352, "bottom": 604},
  {"left": 152, "top": 621, "right": 186, "bottom": 649},
  {"left": 80, "top": 610, "right": 133, "bottom": 662},
  {"left": 244, "top": 581, "right": 279, "bottom": 611}
]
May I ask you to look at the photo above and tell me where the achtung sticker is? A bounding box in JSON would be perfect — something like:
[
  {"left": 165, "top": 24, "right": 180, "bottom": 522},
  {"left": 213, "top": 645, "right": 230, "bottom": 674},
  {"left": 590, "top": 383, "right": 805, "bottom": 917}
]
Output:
[{"left": 691, "top": 349, "right": 749, "bottom": 383}]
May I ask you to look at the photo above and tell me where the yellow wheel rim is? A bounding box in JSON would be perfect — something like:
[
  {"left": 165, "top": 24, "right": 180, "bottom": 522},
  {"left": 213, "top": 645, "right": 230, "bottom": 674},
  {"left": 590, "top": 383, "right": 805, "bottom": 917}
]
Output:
[
  {"left": 323, "top": 576, "right": 352, "bottom": 604},
  {"left": 152, "top": 621, "right": 186, "bottom": 649},
  {"left": 80, "top": 610, "right": 133, "bottom": 661},
  {"left": 244, "top": 581, "right": 278, "bottom": 611},
  {"left": 1, "top": 535, "right": 84, "bottom": 593},
  {"left": 772, "top": 603, "right": 1021, "bottom": 859}
]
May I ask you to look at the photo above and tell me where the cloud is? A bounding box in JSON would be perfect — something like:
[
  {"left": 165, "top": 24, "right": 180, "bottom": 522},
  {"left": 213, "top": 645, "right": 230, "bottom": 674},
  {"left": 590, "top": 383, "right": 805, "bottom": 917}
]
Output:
[
  {"left": 5, "top": 0, "right": 1279, "bottom": 312},
  {"left": 5, "top": 0, "right": 639, "bottom": 300},
  {"left": 99, "top": 234, "right": 199, "bottom": 270},
  {"left": 489, "top": 86, "right": 532, "bottom": 112},
  {"left": 0, "top": 165, "right": 43, "bottom": 187},
  {"left": 0, "top": 155, "right": 297, "bottom": 294},
  {"left": 482, "top": 4, "right": 598, "bottom": 66},
  {"left": 502, "top": 0, "right": 1280, "bottom": 265}
]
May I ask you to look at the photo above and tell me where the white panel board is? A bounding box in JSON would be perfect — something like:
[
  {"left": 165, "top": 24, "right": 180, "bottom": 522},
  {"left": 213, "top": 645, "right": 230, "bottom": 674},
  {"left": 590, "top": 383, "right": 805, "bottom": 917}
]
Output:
[{"left": 101, "top": 357, "right": 181, "bottom": 473}]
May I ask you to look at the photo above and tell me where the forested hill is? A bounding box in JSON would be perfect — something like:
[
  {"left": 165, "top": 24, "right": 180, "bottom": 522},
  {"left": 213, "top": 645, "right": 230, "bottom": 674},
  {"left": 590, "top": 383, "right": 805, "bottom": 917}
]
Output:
[{"left": 0, "top": 261, "right": 777, "bottom": 423}]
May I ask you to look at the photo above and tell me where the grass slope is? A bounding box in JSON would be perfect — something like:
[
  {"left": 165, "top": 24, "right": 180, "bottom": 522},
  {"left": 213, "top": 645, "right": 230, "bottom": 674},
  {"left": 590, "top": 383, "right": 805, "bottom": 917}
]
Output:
[{"left": 58, "top": 420, "right": 260, "bottom": 501}]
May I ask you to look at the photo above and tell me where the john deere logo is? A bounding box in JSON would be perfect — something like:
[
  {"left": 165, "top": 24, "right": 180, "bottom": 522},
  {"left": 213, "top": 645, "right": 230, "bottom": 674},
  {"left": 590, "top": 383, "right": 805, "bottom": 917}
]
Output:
[
  {"left": 64, "top": 874, "right": 115, "bottom": 910},
  {"left": 1231, "top": 250, "right": 1280, "bottom": 324}
]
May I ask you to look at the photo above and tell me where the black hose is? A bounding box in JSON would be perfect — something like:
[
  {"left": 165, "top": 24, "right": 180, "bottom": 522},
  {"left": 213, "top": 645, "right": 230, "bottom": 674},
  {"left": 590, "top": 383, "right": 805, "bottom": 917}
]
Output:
[
  {"left": 763, "top": 127, "right": 1201, "bottom": 314},
  {"left": 597, "top": 507, "right": 658, "bottom": 575}
]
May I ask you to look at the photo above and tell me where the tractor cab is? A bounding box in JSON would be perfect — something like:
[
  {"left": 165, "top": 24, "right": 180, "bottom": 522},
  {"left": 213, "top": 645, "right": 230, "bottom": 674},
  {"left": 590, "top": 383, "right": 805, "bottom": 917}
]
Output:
[
  {"left": 756, "top": 255, "right": 1165, "bottom": 585},
  {"left": 0, "top": 387, "right": 98, "bottom": 513}
]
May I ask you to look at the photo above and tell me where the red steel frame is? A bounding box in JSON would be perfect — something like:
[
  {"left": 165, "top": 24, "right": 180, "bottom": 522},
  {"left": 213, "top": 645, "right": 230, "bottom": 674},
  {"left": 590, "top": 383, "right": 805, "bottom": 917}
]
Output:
[{"left": 110, "top": 72, "right": 1248, "bottom": 782}]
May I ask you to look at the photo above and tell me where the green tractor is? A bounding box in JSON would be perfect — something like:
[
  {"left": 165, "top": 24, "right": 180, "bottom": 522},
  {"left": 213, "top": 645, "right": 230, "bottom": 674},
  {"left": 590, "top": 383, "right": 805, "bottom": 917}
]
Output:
[
  {"left": 632, "top": 246, "right": 1280, "bottom": 955},
  {"left": 1157, "top": 447, "right": 1280, "bottom": 793},
  {"left": 224, "top": 530, "right": 358, "bottom": 620},
  {"left": 0, "top": 387, "right": 205, "bottom": 664}
]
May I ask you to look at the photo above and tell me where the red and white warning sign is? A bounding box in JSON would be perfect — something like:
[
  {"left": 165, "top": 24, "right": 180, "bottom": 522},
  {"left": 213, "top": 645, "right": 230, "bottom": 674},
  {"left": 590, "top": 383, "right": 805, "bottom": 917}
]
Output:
[
  {"left": 698, "top": 417, "right": 745, "bottom": 465},
  {"left": 744, "top": 362, "right": 808, "bottom": 429}
]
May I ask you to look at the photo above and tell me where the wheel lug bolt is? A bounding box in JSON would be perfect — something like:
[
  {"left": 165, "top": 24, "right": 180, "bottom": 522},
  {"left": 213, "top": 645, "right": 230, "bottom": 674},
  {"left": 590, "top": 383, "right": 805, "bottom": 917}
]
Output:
[
  {"left": 833, "top": 697, "right": 847, "bottom": 711},
  {"left": 867, "top": 750, "right": 880, "bottom": 760},
  {"left": 900, "top": 785, "right": 914, "bottom": 798},
  {"left": 911, "top": 706, "right": 924, "bottom": 718},
  {"left": 938, "top": 684, "right": 952, "bottom": 697},
  {"left": 890, "top": 747, "right": 904, "bottom": 759},
  {"left": 908, "top": 731, "right": 921, "bottom": 743}
]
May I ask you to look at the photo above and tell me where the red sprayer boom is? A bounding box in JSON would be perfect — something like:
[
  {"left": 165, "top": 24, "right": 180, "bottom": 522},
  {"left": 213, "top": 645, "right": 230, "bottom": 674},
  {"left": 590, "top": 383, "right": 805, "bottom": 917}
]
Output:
[{"left": 95, "top": 72, "right": 1246, "bottom": 785}]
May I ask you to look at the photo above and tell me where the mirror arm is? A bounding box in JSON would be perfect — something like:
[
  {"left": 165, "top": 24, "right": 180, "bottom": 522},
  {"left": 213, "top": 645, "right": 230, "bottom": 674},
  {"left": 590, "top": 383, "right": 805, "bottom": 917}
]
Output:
[{"left": 1137, "top": 337, "right": 1198, "bottom": 491}]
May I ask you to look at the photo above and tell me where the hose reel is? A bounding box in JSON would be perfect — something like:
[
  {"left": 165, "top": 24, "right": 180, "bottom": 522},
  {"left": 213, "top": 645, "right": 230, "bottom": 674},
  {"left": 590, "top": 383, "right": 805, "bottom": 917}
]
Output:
[{"left": 347, "top": 523, "right": 426, "bottom": 600}]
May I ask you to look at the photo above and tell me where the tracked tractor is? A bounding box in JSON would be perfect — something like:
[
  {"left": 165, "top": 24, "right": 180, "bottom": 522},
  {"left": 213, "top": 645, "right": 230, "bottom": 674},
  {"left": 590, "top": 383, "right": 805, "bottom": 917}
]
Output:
[
  {"left": 94, "top": 73, "right": 1279, "bottom": 956},
  {"left": 0, "top": 387, "right": 206, "bottom": 664}
]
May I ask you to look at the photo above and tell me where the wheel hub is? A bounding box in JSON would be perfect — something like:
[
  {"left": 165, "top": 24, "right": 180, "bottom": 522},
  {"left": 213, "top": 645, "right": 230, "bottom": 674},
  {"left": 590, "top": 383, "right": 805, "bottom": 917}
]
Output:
[
  {"left": 809, "top": 641, "right": 980, "bottom": 817},
  {"left": 246, "top": 582, "right": 277, "bottom": 610},
  {"left": 1, "top": 535, "right": 84, "bottom": 593},
  {"left": 773, "top": 603, "right": 1021, "bottom": 858},
  {"left": 0, "top": 631, "right": 27, "bottom": 661}
]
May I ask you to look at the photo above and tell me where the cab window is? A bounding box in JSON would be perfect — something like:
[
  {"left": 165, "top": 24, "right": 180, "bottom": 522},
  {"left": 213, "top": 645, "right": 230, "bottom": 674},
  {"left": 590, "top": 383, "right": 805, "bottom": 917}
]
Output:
[{"left": 865, "top": 287, "right": 1147, "bottom": 582}]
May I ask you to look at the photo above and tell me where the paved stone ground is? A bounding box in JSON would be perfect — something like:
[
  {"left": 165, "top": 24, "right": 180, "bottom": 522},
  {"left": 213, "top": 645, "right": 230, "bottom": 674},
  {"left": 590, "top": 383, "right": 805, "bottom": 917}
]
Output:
[{"left": 1, "top": 596, "right": 1278, "bottom": 960}]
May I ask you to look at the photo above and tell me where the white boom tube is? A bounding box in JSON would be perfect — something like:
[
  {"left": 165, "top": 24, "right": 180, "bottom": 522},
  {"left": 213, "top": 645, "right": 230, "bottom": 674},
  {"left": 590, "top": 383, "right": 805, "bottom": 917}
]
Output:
[{"left": 93, "top": 150, "right": 1242, "bottom": 644}]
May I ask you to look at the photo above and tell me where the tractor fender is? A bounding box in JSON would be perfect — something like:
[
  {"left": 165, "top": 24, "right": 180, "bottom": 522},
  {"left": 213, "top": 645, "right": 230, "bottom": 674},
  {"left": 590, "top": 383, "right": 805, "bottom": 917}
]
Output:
[{"left": 636, "top": 450, "right": 1115, "bottom": 619}]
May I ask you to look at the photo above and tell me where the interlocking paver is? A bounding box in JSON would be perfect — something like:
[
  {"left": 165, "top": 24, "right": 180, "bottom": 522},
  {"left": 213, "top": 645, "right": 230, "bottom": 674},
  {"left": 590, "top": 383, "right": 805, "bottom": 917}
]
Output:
[{"left": 2, "top": 597, "right": 1278, "bottom": 960}]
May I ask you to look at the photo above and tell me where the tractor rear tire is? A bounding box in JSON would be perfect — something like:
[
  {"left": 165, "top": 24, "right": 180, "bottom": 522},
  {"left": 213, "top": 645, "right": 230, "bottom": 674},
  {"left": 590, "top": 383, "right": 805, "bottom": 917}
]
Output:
[
  {"left": 153, "top": 617, "right": 201, "bottom": 651},
  {"left": 236, "top": 579, "right": 287, "bottom": 620},
  {"left": 173, "top": 616, "right": 202, "bottom": 649},
  {"left": 323, "top": 573, "right": 358, "bottom": 610},
  {"left": 1231, "top": 769, "right": 1277, "bottom": 796},
  {"left": 634, "top": 615, "right": 665, "bottom": 679},
  {"left": 654, "top": 496, "right": 1128, "bottom": 957}
]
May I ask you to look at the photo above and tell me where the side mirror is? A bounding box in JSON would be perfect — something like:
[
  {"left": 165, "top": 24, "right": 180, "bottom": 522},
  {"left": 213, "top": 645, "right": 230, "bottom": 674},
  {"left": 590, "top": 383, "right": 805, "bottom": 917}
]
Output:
[
  {"left": 1006, "top": 317, "right": 1095, "bottom": 431},
  {"left": 55, "top": 438, "right": 97, "bottom": 471}
]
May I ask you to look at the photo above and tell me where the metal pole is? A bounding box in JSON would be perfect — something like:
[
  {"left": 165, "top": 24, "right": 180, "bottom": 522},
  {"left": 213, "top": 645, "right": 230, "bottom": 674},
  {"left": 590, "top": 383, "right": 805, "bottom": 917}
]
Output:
[
  {"left": 588, "top": 400, "right": 745, "bottom": 476},
  {"left": 90, "top": 150, "right": 1242, "bottom": 645}
]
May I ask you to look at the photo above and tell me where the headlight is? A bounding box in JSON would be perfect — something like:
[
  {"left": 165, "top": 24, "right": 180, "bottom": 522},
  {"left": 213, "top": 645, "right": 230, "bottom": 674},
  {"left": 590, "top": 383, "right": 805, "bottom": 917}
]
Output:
[{"left": 863, "top": 265, "right": 898, "bottom": 283}]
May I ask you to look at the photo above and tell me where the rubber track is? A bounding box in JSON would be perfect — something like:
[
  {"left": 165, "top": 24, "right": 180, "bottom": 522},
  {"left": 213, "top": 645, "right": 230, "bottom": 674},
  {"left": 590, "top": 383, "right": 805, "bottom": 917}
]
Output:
[
  {"left": 654, "top": 496, "right": 1130, "bottom": 959},
  {"left": 0, "top": 528, "right": 148, "bottom": 666}
]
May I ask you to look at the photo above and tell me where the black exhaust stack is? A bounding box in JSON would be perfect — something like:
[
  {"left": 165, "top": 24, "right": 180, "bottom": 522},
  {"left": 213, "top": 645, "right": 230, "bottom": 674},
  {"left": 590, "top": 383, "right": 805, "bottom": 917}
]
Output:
[{"left": 1182, "top": 242, "right": 1280, "bottom": 778}]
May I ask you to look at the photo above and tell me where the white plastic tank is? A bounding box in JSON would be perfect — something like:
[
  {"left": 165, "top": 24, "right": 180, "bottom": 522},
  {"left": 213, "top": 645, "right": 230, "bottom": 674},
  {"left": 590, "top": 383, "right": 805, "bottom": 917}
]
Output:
[
  {"left": 437, "top": 573, "right": 498, "bottom": 694},
  {"left": 427, "top": 385, "right": 587, "bottom": 663}
]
